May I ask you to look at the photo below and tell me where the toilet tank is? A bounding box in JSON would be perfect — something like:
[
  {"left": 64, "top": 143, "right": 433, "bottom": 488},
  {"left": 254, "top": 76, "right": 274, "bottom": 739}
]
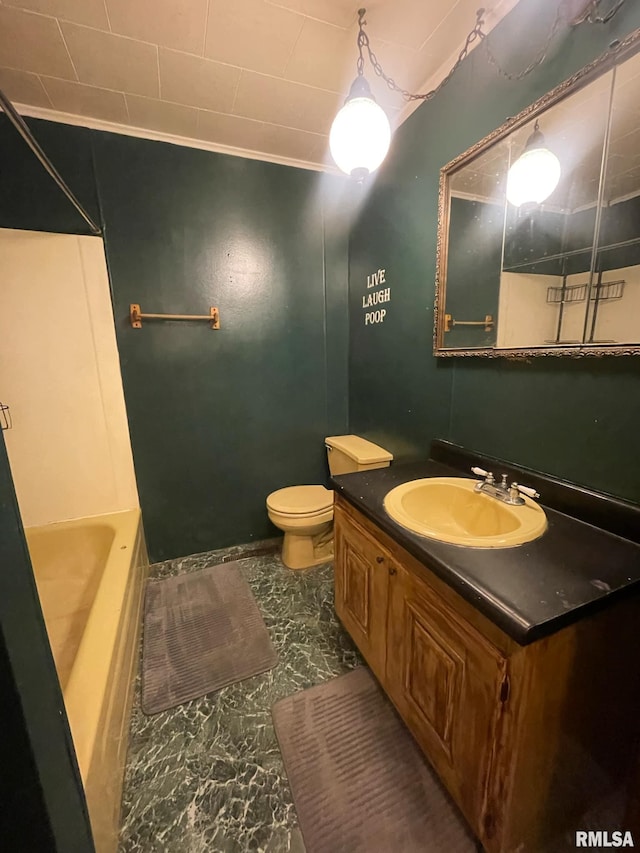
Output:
[{"left": 325, "top": 435, "right": 393, "bottom": 476}]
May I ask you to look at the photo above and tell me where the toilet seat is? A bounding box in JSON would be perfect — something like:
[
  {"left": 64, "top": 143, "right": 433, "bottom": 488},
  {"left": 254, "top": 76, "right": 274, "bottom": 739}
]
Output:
[{"left": 266, "top": 485, "right": 333, "bottom": 518}]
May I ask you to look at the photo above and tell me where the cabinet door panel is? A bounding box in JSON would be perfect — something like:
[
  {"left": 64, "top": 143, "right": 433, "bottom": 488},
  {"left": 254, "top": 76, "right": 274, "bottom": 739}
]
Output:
[
  {"left": 343, "top": 542, "right": 369, "bottom": 633},
  {"left": 387, "top": 562, "right": 508, "bottom": 832},
  {"left": 334, "top": 506, "right": 389, "bottom": 681},
  {"left": 404, "top": 600, "right": 463, "bottom": 759}
]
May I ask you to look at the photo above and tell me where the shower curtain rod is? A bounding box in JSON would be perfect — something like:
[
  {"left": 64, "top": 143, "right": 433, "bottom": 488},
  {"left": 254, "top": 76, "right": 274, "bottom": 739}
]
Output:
[{"left": 0, "top": 89, "right": 102, "bottom": 236}]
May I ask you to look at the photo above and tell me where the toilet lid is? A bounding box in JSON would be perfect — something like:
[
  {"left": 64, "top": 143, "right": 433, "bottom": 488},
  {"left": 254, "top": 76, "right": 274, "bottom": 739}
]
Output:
[{"left": 267, "top": 485, "right": 333, "bottom": 516}]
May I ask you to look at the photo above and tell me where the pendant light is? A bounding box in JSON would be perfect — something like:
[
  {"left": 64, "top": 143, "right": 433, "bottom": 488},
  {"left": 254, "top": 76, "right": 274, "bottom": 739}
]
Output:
[
  {"left": 329, "top": 11, "right": 391, "bottom": 180},
  {"left": 506, "top": 120, "right": 561, "bottom": 207},
  {"left": 328, "top": 8, "right": 498, "bottom": 180}
]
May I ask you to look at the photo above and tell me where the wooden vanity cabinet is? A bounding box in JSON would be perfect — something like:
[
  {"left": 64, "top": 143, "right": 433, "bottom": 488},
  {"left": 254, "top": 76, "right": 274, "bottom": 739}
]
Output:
[{"left": 333, "top": 494, "right": 640, "bottom": 853}]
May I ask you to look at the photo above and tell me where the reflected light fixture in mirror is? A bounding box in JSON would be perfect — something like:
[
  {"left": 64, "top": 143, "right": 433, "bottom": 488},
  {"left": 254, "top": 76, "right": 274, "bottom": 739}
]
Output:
[{"left": 506, "top": 120, "right": 562, "bottom": 206}]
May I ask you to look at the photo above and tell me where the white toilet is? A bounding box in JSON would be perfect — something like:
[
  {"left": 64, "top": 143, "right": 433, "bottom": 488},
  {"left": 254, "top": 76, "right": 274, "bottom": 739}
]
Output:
[{"left": 266, "top": 435, "right": 393, "bottom": 570}]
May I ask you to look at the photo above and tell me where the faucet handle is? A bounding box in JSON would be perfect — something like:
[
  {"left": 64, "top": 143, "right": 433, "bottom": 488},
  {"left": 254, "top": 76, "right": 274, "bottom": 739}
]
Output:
[
  {"left": 471, "top": 466, "right": 494, "bottom": 484},
  {"left": 513, "top": 483, "right": 540, "bottom": 500}
]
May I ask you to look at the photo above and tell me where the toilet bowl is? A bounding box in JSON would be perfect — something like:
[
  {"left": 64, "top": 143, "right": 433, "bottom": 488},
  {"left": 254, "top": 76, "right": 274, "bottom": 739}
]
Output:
[
  {"left": 266, "top": 485, "right": 334, "bottom": 570},
  {"left": 266, "top": 435, "right": 393, "bottom": 570}
]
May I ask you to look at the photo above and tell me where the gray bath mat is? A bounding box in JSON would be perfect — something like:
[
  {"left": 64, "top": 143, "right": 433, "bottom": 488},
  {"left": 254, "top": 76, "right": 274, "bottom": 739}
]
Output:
[
  {"left": 142, "top": 562, "right": 277, "bottom": 714},
  {"left": 272, "top": 667, "right": 476, "bottom": 853}
]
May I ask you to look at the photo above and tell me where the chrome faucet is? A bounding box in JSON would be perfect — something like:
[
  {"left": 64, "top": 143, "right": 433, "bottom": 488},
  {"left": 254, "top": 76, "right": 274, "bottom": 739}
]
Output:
[{"left": 471, "top": 466, "right": 540, "bottom": 506}]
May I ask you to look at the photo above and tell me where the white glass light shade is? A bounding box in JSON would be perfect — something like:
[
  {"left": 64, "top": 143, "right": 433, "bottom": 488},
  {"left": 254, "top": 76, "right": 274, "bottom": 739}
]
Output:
[
  {"left": 506, "top": 147, "right": 562, "bottom": 207},
  {"left": 329, "top": 96, "right": 391, "bottom": 178}
]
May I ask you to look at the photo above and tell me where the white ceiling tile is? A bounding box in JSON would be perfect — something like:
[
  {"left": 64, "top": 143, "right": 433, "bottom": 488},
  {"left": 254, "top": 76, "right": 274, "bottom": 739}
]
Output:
[
  {"left": 233, "top": 70, "right": 341, "bottom": 135},
  {"left": 205, "top": 0, "right": 304, "bottom": 77},
  {"left": 197, "top": 109, "right": 270, "bottom": 150},
  {"left": 3, "top": 0, "right": 108, "bottom": 28},
  {"left": 366, "top": 0, "right": 457, "bottom": 51},
  {"left": 159, "top": 49, "right": 240, "bottom": 112},
  {"left": 407, "top": 10, "right": 487, "bottom": 100},
  {"left": 0, "top": 0, "right": 517, "bottom": 170},
  {"left": 419, "top": 0, "right": 495, "bottom": 65},
  {"left": 285, "top": 16, "right": 418, "bottom": 108},
  {"left": 61, "top": 23, "right": 160, "bottom": 96},
  {"left": 0, "top": 66, "right": 52, "bottom": 107},
  {"left": 259, "top": 122, "right": 327, "bottom": 162},
  {"left": 197, "top": 108, "right": 326, "bottom": 163},
  {"left": 106, "top": 0, "right": 208, "bottom": 55},
  {"left": 126, "top": 94, "right": 199, "bottom": 136},
  {"left": 42, "top": 77, "right": 128, "bottom": 122},
  {"left": 284, "top": 17, "right": 352, "bottom": 93},
  {"left": 0, "top": 6, "right": 76, "bottom": 79},
  {"left": 266, "top": 0, "right": 356, "bottom": 29}
]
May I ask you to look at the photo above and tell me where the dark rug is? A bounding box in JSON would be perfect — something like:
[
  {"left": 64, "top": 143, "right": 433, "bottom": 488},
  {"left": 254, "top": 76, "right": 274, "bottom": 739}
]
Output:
[
  {"left": 272, "top": 667, "right": 476, "bottom": 853},
  {"left": 142, "top": 562, "right": 277, "bottom": 714}
]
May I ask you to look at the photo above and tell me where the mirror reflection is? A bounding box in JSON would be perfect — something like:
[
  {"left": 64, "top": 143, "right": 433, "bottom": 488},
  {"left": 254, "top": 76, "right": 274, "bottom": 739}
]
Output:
[
  {"left": 437, "top": 41, "right": 640, "bottom": 355},
  {"left": 586, "top": 52, "right": 640, "bottom": 345}
]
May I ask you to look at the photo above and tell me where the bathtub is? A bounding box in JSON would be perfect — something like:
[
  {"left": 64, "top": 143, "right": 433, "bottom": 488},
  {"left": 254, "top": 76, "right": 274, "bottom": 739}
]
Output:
[{"left": 26, "top": 509, "right": 148, "bottom": 853}]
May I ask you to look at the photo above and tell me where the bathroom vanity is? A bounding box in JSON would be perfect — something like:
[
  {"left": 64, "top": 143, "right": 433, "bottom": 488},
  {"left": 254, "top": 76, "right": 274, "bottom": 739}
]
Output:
[{"left": 332, "top": 441, "right": 640, "bottom": 853}]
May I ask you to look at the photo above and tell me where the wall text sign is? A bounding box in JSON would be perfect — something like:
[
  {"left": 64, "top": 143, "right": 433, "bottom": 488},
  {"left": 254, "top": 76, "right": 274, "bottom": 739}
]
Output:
[{"left": 363, "top": 268, "right": 391, "bottom": 325}]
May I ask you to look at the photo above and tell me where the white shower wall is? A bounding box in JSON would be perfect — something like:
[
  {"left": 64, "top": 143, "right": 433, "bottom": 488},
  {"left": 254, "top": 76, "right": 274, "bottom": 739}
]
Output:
[{"left": 0, "top": 228, "right": 138, "bottom": 527}]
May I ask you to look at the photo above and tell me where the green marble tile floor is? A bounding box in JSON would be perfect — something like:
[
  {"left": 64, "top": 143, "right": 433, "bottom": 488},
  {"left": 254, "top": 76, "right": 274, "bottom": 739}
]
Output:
[{"left": 118, "top": 539, "right": 362, "bottom": 853}]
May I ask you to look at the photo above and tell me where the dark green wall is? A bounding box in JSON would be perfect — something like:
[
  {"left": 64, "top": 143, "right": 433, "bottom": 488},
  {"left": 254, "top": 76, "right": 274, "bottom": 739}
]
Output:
[
  {"left": 93, "top": 135, "right": 350, "bottom": 560},
  {"left": 0, "top": 117, "right": 351, "bottom": 560},
  {"left": 0, "top": 115, "right": 98, "bottom": 234},
  {"left": 349, "top": 185, "right": 454, "bottom": 460},
  {"left": 349, "top": 0, "right": 640, "bottom": 503}
]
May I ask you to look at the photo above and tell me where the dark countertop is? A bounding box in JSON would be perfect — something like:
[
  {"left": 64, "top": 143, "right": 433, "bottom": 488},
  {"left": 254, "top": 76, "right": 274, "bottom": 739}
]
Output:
[{"left": 331, "top": 449, "right": 640, "bottom": 645}]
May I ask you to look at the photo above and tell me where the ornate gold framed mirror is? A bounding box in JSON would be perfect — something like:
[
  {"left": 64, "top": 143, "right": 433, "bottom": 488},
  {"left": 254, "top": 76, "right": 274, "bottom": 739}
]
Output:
[{"left": 434, "top": 28, "right": 640, "bottom": 357}]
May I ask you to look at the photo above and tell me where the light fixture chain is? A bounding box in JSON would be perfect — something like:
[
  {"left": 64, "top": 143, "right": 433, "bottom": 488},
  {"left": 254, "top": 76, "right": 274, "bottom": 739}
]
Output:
[
  {"left": 356, "top": 10, "right": 366, "bottom": 77},
  {"left": 356, "top": 8, "right": 486, "bottom": 102},
  {"left": 356, "top": 0, "right": 627, "bottom": 102},
  {"left": 481, "top": 0, "right": 570, "bottom": 82}
]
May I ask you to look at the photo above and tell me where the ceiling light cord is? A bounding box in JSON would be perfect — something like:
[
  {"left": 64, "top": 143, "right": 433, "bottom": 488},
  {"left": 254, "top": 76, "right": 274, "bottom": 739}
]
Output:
[{"left": 354, "top": 0, "right": 627, "bottom": 102}]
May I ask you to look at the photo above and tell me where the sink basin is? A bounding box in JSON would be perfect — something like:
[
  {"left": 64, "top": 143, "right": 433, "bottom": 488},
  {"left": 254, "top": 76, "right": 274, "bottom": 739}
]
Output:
[{"left": 383, "top": 477, "right": 547, "bottom": 547}]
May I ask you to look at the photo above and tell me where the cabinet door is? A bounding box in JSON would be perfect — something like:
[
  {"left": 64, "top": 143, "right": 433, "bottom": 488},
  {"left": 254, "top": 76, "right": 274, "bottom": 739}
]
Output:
[
  {"left": 334, "top": 505, "right": 389, "bottom": 681},
  {"left": 386, "top": 561, "right": 509, "bottom": 835}
]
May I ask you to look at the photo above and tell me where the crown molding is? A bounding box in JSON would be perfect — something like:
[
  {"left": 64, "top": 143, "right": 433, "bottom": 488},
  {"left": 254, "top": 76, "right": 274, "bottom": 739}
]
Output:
[{"left": 11, "top": 102, "right": 337, "bottom": 175}]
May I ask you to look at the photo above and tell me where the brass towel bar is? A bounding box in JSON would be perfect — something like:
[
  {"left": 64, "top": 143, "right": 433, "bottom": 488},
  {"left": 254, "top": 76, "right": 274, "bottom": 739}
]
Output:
[
  {"left": 129, "top": 304, "right": 220, "bottom": 329},
  {"left": 444, "top": 313, "right": 494, "bottom": 333}
]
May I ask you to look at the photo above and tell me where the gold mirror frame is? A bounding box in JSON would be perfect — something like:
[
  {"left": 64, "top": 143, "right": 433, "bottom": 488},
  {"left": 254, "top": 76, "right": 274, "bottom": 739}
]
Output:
[{"left": 434, "top": 27, "right": 640, "bottom": 358}]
